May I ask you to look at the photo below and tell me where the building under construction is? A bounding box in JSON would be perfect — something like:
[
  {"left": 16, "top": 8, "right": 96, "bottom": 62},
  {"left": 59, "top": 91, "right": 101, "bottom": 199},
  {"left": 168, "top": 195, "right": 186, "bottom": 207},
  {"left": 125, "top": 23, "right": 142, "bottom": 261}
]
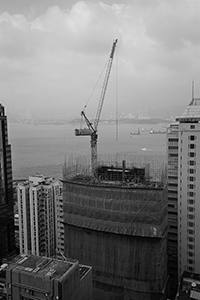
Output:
[{"left": 63, "top": 155, "right": 168, "bottom": 300}]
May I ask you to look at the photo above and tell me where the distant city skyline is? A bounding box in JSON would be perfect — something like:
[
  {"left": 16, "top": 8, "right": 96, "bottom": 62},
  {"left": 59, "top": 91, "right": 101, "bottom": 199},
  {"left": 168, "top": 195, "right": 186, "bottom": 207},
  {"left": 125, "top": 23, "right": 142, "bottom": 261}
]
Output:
[
  {"left": 6, "top": 103, "right": 189, "bottom": 121},
  {"left": 0, "top": 0, "right": 200, "bottom": 119}
]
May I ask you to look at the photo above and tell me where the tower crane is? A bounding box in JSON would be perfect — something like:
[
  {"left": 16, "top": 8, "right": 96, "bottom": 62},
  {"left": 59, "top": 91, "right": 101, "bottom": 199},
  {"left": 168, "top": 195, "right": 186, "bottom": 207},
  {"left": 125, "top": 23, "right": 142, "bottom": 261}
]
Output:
[{"left": 75, "top": 39, "right": 118, "bottom": 177}]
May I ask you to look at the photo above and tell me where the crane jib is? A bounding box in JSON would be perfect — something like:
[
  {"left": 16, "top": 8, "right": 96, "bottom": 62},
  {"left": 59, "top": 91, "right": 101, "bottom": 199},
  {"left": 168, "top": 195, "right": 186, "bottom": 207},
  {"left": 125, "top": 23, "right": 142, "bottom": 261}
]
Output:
[
  {"left": 110, "top": 39, "right": 118, "bottom": 59},
  {"left": 75, "top": 39, "right": 118, "bottom": 177}
]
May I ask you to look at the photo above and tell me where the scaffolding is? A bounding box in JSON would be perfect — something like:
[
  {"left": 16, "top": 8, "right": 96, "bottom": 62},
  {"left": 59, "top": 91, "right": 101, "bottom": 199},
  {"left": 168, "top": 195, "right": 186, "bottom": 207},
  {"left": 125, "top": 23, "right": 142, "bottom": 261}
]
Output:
[
  {"left": 63, "top": 154, "right": 167, "bottom": 187},
  {"left": 62, "top": 154, "right": 168, "bottom": 299}
]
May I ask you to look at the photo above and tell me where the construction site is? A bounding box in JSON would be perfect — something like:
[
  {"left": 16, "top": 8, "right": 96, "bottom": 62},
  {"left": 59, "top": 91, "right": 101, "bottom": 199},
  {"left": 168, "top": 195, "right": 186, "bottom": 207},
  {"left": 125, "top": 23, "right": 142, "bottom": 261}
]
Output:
[
  {"left": 62, "top": 40, "right": 168, "bottom": 299},
  {"left": 63, "top": 155, "right": 168, "bottom": 300}
]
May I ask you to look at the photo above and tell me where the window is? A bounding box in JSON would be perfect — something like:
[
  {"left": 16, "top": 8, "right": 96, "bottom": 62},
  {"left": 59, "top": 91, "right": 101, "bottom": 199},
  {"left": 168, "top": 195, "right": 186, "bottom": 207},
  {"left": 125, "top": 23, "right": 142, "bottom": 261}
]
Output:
[
  {"left": 188, "top": 237, "right": 195, "bottom": 242},
  {"left": 189, "top": 144, "right": 195, "bottom": 149},
  {"left": 188, "top": 214, "right": 195, "bottom": 219},
  {"left": 190, "top": 125, "right": 195, "bottom": 129},
  {"left": 188, "top": 244, "right": 195, "bottom": 250},
  {"left": 189, "top": 135, "right": 195, "bottom": 140},
  {"left": 189, "top": 176, "right": 194, "bottom": 181},
  {"left": 188, "top": 207, "right": 195, "bottom": 212},
  {"left": 188, "top": 184, "right": 194, "bottom": 189},
  {"left": 169, "top": 183, "right": 178, "bottom": 187},
  {"left": 188, "top": 252, "right": 194, "bottom": 257},
  {"left": 169, "top": 153, "right": 178, "bottom": 157},
  {"left": 187, "top": 229, "right": 195, "bottom": 234},
  {"left": 188, "top": 222, "right": 195, "bottom": 227},
  {"left": 189, "top": 152, "right": 195, "bottom": 157},
  {"left": 189, "top": 169, "right": 195, "bottom": 174},
  {"left": 188, "top": 191, "right": 194, "bottom": 197},
  {"left": 187, "top": 199, "right": 195, "bottom": 205},
  {"left": 189, "top": 161, "right": 195, "bottom": 166},
  {"left": 188, "top": 259, "right": 194, "bottom": 265}
]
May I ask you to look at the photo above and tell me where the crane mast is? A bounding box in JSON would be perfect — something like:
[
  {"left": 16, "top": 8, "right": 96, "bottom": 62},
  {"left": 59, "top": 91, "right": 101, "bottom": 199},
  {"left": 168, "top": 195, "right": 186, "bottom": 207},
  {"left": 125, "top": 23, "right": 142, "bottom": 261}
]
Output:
[{"left": 75, "top": 39, "right": 118, "bottom": 177}]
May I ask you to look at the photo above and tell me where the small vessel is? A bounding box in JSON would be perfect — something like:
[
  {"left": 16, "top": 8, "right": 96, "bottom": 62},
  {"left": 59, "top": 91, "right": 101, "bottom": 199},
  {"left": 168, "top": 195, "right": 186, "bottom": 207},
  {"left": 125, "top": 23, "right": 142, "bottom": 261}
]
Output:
[
  {"left": 150, "top": 128, "right": 166, "bottom": 134},
  {"left": 130, "top": 128, "right": 140, "bottom": 135}
]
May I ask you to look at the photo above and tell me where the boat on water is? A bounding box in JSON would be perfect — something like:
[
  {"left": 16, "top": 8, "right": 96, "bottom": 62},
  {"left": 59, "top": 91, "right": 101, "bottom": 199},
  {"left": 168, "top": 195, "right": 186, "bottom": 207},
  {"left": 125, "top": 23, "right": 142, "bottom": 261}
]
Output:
[
  {"left": 130, "top": 128, "right": 140, "bottom": 135},
  {"left": 150, "top": 129, "right": 166, "bottom": 134}
]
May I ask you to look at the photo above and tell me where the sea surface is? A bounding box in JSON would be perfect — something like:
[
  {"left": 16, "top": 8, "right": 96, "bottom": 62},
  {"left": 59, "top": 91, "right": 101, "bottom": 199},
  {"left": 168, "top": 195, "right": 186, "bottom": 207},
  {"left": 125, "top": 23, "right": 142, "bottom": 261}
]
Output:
[{"left": 8, "top": 123, "right": 168, "bottom": 180}]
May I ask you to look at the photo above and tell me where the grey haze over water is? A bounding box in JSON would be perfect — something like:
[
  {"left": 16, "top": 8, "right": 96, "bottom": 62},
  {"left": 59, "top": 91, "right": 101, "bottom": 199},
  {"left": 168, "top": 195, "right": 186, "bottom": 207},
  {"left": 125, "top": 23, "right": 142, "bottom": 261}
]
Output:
[{"left": 9, "top": 123, "right": 167, "bottom": 180}]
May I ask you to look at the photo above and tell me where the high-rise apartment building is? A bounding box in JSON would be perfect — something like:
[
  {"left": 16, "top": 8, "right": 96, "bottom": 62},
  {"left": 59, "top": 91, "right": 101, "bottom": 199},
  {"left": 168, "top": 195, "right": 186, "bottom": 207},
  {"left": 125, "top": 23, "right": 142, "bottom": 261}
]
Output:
[
  {"left": 176, "top": 98, "right": 200, "bottom": 276},
  {"left": 167, "top": 122, "right": 179, "bottom": 295},
  {"left": 18, "top": 175, "right": 59, "bottom": 257},
  {"left": 167, "top": 98, "right": 200, "bottom": 291},
  {"left": 53, "top": 181, "right": 64, "bottom": 254},
  {"left": 0, "top": 104, "right": 15, "bottom": 263}
]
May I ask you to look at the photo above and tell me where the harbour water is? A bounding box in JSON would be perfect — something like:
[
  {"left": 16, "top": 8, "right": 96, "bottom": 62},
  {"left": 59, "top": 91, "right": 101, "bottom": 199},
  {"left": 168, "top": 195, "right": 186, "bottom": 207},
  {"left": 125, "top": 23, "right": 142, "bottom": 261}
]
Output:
[{"left": 8, "top": 123, "right": 167, "bottom": 180}]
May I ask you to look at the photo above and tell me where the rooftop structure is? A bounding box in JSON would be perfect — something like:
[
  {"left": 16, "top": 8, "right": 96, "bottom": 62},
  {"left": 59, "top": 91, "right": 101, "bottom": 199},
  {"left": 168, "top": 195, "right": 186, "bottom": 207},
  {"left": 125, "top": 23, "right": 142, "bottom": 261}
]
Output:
[
  {"left": 5, "top": 254, "right": 92, "bottom": 300},
  {"left": 176, "top": 271, "right": 200, "bottom": 300},
  {"left": 176, "top": 98, "right": 200, "bottom": 122}
]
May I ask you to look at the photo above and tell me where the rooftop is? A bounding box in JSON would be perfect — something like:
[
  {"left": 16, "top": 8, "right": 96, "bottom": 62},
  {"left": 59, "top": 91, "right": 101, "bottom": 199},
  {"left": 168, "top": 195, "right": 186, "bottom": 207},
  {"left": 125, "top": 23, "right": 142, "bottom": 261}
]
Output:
[
  {"left": 176, "top": 98, "right": 200, "bottom": 122},
  {"left": 0, "top": 104, "right": 5, "bottom": 116},
  {"left": 64, "top": 156, "right": 166, "bottom": 187},
  {"left": 7, "top": 255, "right": 76, "bottom": 280},
  {"left": 176, "top": 271, "right": 200, "bottom": 300}
]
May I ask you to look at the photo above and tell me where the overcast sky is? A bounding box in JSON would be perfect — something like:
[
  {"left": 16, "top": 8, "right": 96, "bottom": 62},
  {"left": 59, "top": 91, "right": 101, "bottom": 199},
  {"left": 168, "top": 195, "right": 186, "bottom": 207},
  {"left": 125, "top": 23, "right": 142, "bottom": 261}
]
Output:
[{"left": 0, "top": 0, "right": 200, "bottom": 119}]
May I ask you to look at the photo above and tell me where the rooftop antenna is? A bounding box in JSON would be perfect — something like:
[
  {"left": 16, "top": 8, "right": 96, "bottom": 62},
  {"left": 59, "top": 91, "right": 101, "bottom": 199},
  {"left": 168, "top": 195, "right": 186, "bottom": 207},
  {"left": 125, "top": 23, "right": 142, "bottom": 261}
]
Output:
[{"left": 192, "top": 80, "right": 194, "bottom": 100}]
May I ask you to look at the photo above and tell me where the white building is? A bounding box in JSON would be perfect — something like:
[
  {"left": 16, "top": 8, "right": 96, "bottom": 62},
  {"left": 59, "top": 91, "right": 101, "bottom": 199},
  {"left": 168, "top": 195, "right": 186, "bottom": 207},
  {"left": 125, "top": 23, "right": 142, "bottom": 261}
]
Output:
[
  {"left": 17, "top": 175, "right": 63, "bottom": 257},
  {"left": 18, "top": 181, "right": 31, "bottom": 254},
  {"left": 53, "top": 181, "right": 64, "bottom": 255},
  {"left": 167, "top": 122, "right": 179, "bottom": 293},
  {"left": 167, "top": 98, "right": 200, "bottom": 280}
]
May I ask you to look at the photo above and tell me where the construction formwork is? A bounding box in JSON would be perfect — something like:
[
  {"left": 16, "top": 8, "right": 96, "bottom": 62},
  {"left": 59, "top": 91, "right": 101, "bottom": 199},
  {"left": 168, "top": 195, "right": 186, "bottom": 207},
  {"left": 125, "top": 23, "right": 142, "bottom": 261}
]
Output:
[
  {"left": 63, "top": 154, "right": 166, "bottom": 184},
  {"left": 63, "top": 155, "right": 168, "bottom": 300}
]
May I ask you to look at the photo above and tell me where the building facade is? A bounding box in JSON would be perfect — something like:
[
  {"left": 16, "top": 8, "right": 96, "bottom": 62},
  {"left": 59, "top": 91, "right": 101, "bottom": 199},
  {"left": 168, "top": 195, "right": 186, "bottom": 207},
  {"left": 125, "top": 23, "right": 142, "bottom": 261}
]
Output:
[
  {"left": 167, "top": 98, "right": 200, "bottom": 290},
  {"left": 176, "top": 98, "right": 200, "bottom": 276},
  {"left": 63, "top": 160, "right": 168, "bottom": 300},
  {"left": 0, "top": 104, "right": 15, "bottom": 263},
  {"left": 167, "top": 123, "right": 179, "bottom": 295},
  {"left": 53, "top": 181, "right": 64, "bottom": 254},
  {"left": 17, "top": 176, "right": 63, "bottom": 257}
]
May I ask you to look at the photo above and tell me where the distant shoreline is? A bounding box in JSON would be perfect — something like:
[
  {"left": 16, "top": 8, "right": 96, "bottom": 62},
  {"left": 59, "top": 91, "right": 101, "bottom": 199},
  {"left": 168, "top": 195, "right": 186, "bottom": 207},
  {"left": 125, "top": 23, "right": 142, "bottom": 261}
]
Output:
[{"left": 9, "top": 118, "right": 173, "bottom": 126}]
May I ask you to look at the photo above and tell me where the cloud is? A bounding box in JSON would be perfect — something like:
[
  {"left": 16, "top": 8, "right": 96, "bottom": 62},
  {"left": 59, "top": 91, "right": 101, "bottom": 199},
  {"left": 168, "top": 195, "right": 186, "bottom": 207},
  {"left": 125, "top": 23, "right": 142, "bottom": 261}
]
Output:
[
  {"left": 0, "top": 0, "right": 199, "bottom": 118},
  {"left": 144, "top": 0, "right": 200, "bottom": 50}
]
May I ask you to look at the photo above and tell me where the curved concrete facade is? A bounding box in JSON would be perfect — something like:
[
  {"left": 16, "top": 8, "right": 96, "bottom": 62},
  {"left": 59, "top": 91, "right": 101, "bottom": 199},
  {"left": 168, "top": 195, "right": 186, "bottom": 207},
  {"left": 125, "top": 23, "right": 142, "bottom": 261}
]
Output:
[{"left": 63, "top": 180, "right": 168, "bottom": 300}]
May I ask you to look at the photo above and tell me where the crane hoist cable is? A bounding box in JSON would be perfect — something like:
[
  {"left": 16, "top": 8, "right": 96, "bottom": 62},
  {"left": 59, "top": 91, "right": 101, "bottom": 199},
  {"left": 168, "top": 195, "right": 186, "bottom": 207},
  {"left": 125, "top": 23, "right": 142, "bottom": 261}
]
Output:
[
  {"left": 82, "top": 60, "right": 108, "bottom": 115},
  {"left": 75, "top": 39, "right": 118, "bottom": 177}
]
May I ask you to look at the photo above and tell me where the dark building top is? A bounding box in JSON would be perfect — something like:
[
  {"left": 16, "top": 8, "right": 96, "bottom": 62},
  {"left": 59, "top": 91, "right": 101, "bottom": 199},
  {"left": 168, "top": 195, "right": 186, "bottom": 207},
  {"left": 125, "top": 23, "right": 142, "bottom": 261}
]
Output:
[
  {"left": 0, "top": 103, "right": 15, "bottom": 263},
  {"left": 4, "top": 254, "right": 93, "bottom": 300},
  {"left": 176, "top": 271, "right": 200, "bottom": 300},
  {"left": 7, "top": 254, "right": 91, "bottom": 281}
]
